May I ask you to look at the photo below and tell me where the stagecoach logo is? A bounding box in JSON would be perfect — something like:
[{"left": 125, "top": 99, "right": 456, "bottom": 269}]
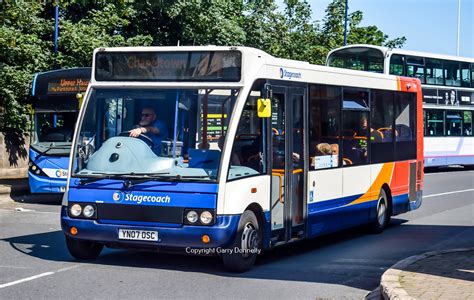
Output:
[
  {"left": 112, "top": 191, "right": 171, "bottom": 205},
  {"left": 112, "top": 191, "right": 124, "bottom": 203},
  {"left": 279, "top": 68, "right": 302, "bottom": 80},
  {"left": 55, "top": 169, "right": 67, "bottom": 177}
]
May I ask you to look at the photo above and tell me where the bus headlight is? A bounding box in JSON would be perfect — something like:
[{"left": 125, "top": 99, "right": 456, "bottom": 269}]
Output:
[
  {"left": 186, "top": 210, "right": 198, "bottom": 223},
  {"left": 200, "top": 211, "right": 213, "bottom": 225},
  {"left": 70, "top": 204, "right": 82, "bottom": 217},
  {"left": 83, "top": 205, "right": 95, "bottom": 218}
]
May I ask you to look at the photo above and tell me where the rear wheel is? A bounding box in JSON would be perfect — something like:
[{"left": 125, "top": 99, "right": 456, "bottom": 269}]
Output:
[
  {"left": 371, "top": 189, "right": 390, "bottom": 233},
  {"left": 222, "top": 210, "right": 261, "bottom": 272},
  {"left": 65, "top": 235, "right": 103, "bottom": 260}
]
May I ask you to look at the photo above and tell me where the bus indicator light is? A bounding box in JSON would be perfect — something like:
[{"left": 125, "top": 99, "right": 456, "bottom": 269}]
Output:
[
  {"left": 70, "top": 227, "right": 78, "bottom": 235},
  {"left": 201, "top": 235, "right": 210, "bottom": 244}
]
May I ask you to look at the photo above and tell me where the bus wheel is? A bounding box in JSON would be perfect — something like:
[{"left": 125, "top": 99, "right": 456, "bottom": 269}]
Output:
[
  {"left": 65, "top": 235, "right": 103, "bottom": 260},
  {"left": 371, "top": 189, "right": 390, "bottom": 233},
  {"left": 222, "top": 210, "right": 260, "bottom": 272}
]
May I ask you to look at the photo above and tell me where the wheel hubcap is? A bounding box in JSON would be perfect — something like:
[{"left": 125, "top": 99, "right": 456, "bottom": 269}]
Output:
[
  {"left": 241, "top": 222, "right": 258, "bottom": 258},
  {"left": 378, "top": 198, "right": 386, "bottom": 226}
]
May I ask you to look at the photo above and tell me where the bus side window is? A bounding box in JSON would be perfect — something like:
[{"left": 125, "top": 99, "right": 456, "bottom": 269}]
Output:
[
  {"left": 394, "top": 92, "right": 416, "bottom": 161},
  {"left": 309, "top": 84, "right": 341, "bottom": 170},
  {"left": 370, "top": 90, "right": 395, "bottom": 163},
  {"left": 227, "top": 81, "right": 266, "bottom": 180}
]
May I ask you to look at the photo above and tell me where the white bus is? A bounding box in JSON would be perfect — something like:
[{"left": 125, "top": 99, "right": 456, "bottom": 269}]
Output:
[
  {"left": 327, "top": 44, "right": 474, "bottom": 168},
  {"left": 62, "top": 46, "right": 424, "bottom": 271}
]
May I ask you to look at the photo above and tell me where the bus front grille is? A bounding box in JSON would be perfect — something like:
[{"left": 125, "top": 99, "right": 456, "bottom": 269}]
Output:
[{"left": 96, "top": 203, "right": 183, "bottom": 224}]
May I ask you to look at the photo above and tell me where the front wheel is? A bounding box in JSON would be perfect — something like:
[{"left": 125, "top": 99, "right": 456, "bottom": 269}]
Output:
[
  {"left": 371, "top": 189, "right": 391, "bottom": 233},
  {"left": 65, "top": 235, "right": 103, "bottom": 260},
  {"left": 222, "top": 210, "right": 261, "bottom": 272}
]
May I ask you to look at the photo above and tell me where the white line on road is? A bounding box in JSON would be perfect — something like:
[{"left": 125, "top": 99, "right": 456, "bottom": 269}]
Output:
[
  {"left": 424, "top": 170, "right": 474, "bottom": 176},
  {"left": 0, "top": 208, "right": 59, "bottom": 215},
  {"left": 424, "top": 189, "right": 474, "bottom": 199},
  {"left": 0, "top": 265, "right": 79, "bottom": 289}
]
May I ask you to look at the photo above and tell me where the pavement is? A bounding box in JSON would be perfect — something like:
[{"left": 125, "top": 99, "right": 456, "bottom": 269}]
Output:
[{"left": 380, "top": 248, "right": 474, "bottom": 300}]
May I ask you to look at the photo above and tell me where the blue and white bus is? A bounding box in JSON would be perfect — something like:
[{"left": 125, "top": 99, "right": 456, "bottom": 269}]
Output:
[
  {"left": 62, "top": 47, "right": 423, "bottom": 271},
  {"left": 29, "top": 68, "right": 90, "bottom": 193}
]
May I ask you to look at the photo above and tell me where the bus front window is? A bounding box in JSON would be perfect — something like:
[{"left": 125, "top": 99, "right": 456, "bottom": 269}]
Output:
[
  {"left": 74, "top": 88, "right": 239, "bottom": 181},
  {"left": 30, "top": 111, "right": 77, "bottom": 156}
]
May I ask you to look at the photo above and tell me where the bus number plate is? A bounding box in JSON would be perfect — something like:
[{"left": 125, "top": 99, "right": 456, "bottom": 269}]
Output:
[{"left": 118, "top": 229, "right": 158, "bottom": 242}]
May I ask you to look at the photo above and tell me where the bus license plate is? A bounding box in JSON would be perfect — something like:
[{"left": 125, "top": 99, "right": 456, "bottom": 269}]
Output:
[{"left": 118, "top": 229, "right": 158, "bottom": 242}]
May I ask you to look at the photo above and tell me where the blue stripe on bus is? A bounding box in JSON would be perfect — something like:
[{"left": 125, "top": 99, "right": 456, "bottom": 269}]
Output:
[{"left": 307, "top": 194, "right": 362, "bottom": 213}]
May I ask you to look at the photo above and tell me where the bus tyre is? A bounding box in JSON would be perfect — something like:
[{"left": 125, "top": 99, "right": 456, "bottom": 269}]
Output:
[
  {"left": 222, "top": 210, "right": 260, "bottom": 272},
  {"left": 372, "top": 189, "right": 390, "bottom": 234},
  {"left": 65, "top": 235, "right": 103, "bottom": 260}
]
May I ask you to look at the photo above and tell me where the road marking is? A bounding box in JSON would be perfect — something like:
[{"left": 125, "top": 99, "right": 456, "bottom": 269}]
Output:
[
  {"left": 0, "top": 265, "right": 79, "bottom": 289},
  {"left": 0, "top": 265, "right": 30, "bottom": 269},
  {"left": 424, "top": 170, "right": 474, "bottom": 176},
  {"left": 0, "top": 272, "right": 54, "bottom": 289},
  {"left": 0, "top": 208, "right": 59, "bottom": 215},
  {"left": 424, "top": 189, "right": 474, "bottom": 199}
]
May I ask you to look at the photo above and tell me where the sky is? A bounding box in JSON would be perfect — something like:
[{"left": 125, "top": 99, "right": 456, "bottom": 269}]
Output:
[{"left": 278, "top": 0, "right": 473, "bottom": 58}]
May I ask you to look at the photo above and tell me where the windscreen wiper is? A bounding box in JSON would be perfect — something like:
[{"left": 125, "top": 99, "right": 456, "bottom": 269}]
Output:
[{"left": 74, "top": 172, "right": 170, "bottom": 186}]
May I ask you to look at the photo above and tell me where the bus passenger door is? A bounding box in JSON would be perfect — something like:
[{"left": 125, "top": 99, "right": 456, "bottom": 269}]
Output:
[{"left": 269, "top": 86, "right": 306, "bottom": 244}]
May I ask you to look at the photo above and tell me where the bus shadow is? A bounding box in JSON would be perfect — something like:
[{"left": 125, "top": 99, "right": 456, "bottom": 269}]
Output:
[
  {"left": 9, "top": 193, "right": 63, "bottom": 205},
  {"left": 2, "top": 221, "right": 473, "bottom": 292}
]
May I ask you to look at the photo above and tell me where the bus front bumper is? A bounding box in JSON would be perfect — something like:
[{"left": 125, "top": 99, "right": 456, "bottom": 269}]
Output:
[
  {"left": 61, "top": 207, "right": 240, "bottom": 249},
  {"left": 29, "top": 172, "right": 66, "bottom": 193}
]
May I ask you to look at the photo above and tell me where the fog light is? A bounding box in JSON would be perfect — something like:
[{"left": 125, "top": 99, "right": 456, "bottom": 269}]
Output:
[
  {"left": 83, "top": 205, "right": 95, "bottom": 218},
  {"left": 200, "top": 211, "right": 213, "bottom": 225},
  {"left": 70, "top": 227, "right": 78, "bottom": 235},
  {"left": 186, "top": 210, "right": 198, "bottom": 223},
  {"left": 202, "top": 235, "right": 210, "bottom": 244},
  {"left": 70, "top": 204, "right": 82, "bottom": 217}
]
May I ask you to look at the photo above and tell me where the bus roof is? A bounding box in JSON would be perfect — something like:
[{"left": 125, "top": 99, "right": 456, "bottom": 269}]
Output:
[
  {"left": 327, "top": 44, "right": 474, "bottom": 64},
  {"left": 90, "top": 46, "right": 411, "bottom": 91}
]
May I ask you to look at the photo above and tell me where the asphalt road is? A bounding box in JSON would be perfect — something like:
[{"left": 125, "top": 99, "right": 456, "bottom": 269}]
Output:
[{"left": 0, "top": 170, "right": 473, "bottom": 299}]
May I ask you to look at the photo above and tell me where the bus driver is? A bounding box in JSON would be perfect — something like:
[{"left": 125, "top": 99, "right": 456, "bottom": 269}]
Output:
[{"left": 129, "top": 106, "right": 168, "bottom": 155}]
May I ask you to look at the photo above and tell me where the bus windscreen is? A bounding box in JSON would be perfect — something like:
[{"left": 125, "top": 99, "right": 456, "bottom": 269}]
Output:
[{"left": 95, "top": 51, "right": 242, "bottom": 82}]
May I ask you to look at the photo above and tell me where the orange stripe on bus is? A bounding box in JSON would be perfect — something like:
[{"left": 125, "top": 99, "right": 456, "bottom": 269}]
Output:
[{"left": 348, "top": 162, "right": 395, "bottom": 205}]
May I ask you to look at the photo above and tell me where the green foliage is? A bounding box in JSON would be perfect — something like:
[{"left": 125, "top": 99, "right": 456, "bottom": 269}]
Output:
[{"left": 0, "top": 0, "right": 406, "bottom": 134}]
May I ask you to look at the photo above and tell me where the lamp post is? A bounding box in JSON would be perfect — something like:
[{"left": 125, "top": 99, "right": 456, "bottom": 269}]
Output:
[
  {"left": 54, "top": 1, "right": 59, "bottom": 54},
  {"left": 456, "top": 0, "right": 461, "bottom": 56},
  {"left": 343, "top": 0, "right": 348, "bottom": 46}
]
